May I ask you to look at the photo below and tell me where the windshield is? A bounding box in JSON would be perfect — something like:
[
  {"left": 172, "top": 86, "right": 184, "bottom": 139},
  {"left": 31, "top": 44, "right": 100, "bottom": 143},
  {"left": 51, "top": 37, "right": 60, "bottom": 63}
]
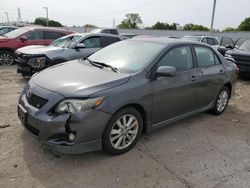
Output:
[
  {"left": 88, "top": 40, "right": 165, "bottom": 73},
  {"left": 182, "top": 36, "right": 201, "bottom": 42},
  {"left": 4, "top": 27, "right": 29, "bottom": 38},
  {"left": 239, "top": 40, "right": 250, "bottom": 52},
  {"left": 90, "top": 29, "right": 102, "bottom": 34},
  {"left": 50, "top": 34, "right": 82, "bottom": 47}
]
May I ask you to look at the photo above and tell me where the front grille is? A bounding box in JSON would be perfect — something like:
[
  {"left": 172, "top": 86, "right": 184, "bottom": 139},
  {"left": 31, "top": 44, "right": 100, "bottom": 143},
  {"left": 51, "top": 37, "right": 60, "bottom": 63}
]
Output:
[
  {"left": 27, "top": 93, "right": 48, "bottom": 109},
  {"left": 25, "top": 123, "right": 40, "bottom": 136}
]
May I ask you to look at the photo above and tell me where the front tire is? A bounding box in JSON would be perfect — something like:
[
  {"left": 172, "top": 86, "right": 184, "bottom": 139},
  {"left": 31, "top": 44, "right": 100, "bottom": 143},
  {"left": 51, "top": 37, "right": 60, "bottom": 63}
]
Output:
[
  {"left": 102, "top": 107, "right": 143, "bottom": 155},
  {"left": 0, "top": 50, "right": 15, "bottom": 66},
  {"left": 211, "top": 87, "right": 230, "bottom": 115}
]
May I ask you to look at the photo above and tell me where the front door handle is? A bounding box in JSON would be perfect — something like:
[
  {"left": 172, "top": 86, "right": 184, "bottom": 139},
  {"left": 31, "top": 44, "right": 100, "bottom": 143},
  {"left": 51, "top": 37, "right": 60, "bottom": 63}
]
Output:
[
  {"left": 219, "top": 69, "right": 224, "bottom": 74},
  {"left": 190, "top": 75, "right": 198, "bottom": 81}
]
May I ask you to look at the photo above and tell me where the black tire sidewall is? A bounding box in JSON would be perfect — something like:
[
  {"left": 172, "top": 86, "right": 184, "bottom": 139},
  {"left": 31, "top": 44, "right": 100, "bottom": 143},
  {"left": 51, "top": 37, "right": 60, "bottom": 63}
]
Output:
[
  {"left": 213, "top": 87, "right": 230, "bottom": 115},
  {"left": 102, "top": 107, "right": 143, "bottom": 155}
]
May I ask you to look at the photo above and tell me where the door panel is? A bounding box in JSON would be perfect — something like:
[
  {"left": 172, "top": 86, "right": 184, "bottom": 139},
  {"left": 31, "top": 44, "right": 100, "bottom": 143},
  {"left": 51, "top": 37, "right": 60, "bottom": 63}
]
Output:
[{"left": 152, "top": 69, "right": 201, "bottom": 124}]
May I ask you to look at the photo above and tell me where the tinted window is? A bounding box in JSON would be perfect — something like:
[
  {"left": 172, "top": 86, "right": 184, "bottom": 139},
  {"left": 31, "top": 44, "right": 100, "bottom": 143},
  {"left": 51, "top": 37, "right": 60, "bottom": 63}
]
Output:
[
  {"left": 102, "top": 29, "right": 111, "bottom": 34},
  {"left": 25, "top": 31, "right": 43, "bottom": 40},
  {"left": 158, "top": 46, "right": 193, "bottom": 71},
  {"left": 43, "top": 31, "right": 65, "bottom": 40},
  {"left": 214, "top": 54, "right": 221, "bottom": 65},
  {"left": 82, "top": 37, "right": 101, "bottom": 48},
  {"left": 220, "top": 36, "right": 234, "bottom": 47},
  {"left": 102, "top": 37, "right": 119, "bottom": 47},
  {"left": 201, "top": 38, "right": 208, "bottom": 44},
  {"left": 195, "top": 47, "right": 216, "bottom": 67},
  {"left": 111, "top": 29, "right": 118, "bottom": 35},
  {"left": 207, "top": 38, "right": 218, "bottom": 45}
]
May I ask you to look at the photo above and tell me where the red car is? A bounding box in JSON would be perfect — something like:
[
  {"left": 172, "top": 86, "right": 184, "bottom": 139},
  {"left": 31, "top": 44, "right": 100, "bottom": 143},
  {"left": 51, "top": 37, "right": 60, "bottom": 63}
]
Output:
[{"left": 0, "top": 27, "right": 73, "bottom": 66}]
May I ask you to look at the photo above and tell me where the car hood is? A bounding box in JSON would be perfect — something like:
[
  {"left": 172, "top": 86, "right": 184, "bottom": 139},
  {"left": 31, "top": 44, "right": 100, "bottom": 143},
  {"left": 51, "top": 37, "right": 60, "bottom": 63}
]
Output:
[
  {"left": 31, "top": 60, "right": 130, "bottom": 97},
  {"left": 17, "top": 45, "right": 64, "bottom": 55},
  {"left": 227, "top": 49, "right": 250, "bottom": 57},
  {"left": 0, "top": 36, "right": 11, "bottom": 42}
]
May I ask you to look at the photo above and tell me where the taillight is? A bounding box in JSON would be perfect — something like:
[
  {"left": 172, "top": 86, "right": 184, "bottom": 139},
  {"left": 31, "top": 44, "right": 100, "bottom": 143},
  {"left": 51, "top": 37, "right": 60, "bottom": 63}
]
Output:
[{"left": 236, "top": 67, "right": 239, "bottom": 76}]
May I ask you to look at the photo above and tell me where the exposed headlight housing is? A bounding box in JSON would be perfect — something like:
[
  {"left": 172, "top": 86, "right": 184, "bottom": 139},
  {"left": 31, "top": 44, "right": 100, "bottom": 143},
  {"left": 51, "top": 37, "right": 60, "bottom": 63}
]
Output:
[
  {"left": 27, "top": 57, "right": 47, "bottom": 68},
  {"left": 55, "top": 97, "right": 104, "bottom": 114},
  {"left": 224, "top": 54, "right": 235, "bottom": 62}
]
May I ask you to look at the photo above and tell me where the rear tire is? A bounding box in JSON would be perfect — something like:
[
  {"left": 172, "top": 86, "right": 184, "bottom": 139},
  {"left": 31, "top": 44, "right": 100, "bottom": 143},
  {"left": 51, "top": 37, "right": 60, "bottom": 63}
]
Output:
[
  {"left": 102, "top": 107, "right": 143, "bottom": 155},
  {"left": 0, "top": 50, "right": 15, "bottom": 66},
  {"left": 211, "top": 87, "right": 230, "bottom": 115}
]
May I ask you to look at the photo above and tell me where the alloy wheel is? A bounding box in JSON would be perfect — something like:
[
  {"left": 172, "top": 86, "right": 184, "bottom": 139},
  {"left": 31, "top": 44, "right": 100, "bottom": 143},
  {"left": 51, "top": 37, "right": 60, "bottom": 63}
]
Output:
[
  {"left": 110, "top": 114, "right": 139, "bottom": 150},
  {"left": 216, "top": 90, "right": 229, "bottom": 112},
  {"left": 0, "top": 53, "right": 14, "bottom": 66}
]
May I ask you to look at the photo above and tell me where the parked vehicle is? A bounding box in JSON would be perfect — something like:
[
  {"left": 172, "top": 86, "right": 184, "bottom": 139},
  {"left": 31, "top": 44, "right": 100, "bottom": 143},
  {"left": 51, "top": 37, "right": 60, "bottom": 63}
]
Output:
[
  {"left": 90, "top": 27, "right": 136, "bottom": 38},
  {"left": 90, "top": 28, "right": 119, "bottom": 35},
  {"left": 16, "top": 33, "right": 127, "bottom": 76},
  {"left": 225, "top": 39, "right": 250, "bottom": 78},
  {"left": 0, "top": 26, "right": 18, "bottom": 36},
  {"left": 18, "top": 38, "right": 237, "bottom": 155},
  {"left": 0, "top": 27, "right": 73, "bottom": 66},
  {"left": 182, "top": 35, "right": 220, "bottom": 46}
]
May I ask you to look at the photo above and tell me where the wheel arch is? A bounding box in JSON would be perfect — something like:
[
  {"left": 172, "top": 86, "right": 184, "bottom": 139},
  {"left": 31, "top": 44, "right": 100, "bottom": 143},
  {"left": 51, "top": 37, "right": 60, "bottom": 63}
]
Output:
[
  {"left": 224, "top": 82, "right": 232, "bottom": 98},
  {"left": 112, "top": 103, "right": 148, "bottom": 133}
]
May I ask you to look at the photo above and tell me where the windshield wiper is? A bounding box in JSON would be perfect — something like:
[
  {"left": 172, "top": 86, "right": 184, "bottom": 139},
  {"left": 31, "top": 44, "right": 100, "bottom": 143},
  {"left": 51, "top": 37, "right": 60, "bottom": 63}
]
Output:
[{"left": 85, "top": 58, "right": 119, "bottom": 73}]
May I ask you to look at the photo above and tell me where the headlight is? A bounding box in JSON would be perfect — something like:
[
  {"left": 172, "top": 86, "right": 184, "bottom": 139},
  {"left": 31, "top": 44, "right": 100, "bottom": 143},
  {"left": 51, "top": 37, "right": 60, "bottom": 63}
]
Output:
[
  {"left": 27, "top": 57, "right": 46, "bottom": 68},
  {"left": 55, "top": 97, "right": 104, "bottom": 114}
]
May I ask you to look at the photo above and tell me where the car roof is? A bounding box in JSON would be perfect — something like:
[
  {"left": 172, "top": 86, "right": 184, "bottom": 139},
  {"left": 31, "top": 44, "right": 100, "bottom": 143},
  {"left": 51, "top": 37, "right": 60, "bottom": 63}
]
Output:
[
  {"left": 83, "top": 32, "right": 126, "bottom": 38},
  {"left": 19, "top": 26, "right": 72, "bottom": 33},
  {"left": 184, "top": 35, "right": 217, "bottom": 38}
]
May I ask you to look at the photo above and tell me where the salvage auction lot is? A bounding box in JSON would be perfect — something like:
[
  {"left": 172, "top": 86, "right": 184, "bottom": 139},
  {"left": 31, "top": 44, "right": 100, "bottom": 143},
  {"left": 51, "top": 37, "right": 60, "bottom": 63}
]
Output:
[{"left": 1, "top": 66, "right": 250, "bottom": 188}]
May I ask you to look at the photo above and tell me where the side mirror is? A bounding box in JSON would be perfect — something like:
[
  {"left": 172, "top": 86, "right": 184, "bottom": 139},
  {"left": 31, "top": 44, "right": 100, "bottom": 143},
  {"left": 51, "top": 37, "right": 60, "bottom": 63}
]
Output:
[
  {"left": 19, "top": 36, "right": 28, "bottom": 42},
  {"left": 225, "top": 44, "right": 234, "bottom": 49},
  {"left": 155, "top": 66, "right": 176, "bottom": 78},
  {"left": 75, "top": 43, "right": 86, "bottom": 49}
]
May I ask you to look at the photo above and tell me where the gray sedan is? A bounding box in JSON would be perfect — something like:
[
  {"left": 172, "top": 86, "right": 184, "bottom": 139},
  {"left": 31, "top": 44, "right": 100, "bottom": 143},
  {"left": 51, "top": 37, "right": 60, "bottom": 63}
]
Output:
[{"left": 18, "top": 38, "right": 237, "bottom": 155}]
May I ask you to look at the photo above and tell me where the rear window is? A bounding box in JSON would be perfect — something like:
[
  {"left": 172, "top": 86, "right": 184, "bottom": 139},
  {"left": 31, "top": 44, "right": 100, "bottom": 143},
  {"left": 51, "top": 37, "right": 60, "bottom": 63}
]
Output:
[
  {"left": 194, "top": 47, "right": 216, "bottom": 67},
  {"left": 43, "top": 31, "right": 66, "bottom": 40}
]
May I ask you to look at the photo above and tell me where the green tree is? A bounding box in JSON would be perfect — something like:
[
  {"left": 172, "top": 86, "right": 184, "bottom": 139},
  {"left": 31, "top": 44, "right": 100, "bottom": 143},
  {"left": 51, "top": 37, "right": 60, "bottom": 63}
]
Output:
[
  {"left": 34, "top": 17, "right": 62, "bottom": 27},
  {"left": 223, "top": 27, "right": 237, "bottom": 32},
  {"left": 83, "top": 24, "right": 97, "bottom": 28},
  {"left": 238, "top": 17, "right": 250, "bottom": 31},
  {"left": 183, "top": 23, "right": 209, "bottom": 31},
  {"left": 146, "top": 21, "right": 177, "bottom": 30},
  {"left": 117, "top": 13, "right": 142, "bottom": 29}
]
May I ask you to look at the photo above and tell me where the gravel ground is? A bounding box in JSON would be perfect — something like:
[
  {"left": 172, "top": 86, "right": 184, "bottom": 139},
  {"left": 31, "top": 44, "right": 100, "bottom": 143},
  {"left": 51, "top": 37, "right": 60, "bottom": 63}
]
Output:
[{"left": 0, "top": 66, "right": 250, "bottom": 188}]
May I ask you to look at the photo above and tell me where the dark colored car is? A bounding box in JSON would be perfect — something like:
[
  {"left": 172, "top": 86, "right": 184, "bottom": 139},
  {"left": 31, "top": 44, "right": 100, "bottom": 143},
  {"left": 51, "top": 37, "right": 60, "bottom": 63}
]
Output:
[
  {"left": 0, "top": 26, "right": 18, "bottom": 36},
  {"left": 225, "top": 40, "right": 250, "bottom": 78},
  {"left": 18, "top": 38, "right": 237, "bottom": 155},
  {"left": 0, "top": 27, "right": 73, "bottom": 66},
  {"left": 15, "top": 33, "right": 127, "bottom": 77}
]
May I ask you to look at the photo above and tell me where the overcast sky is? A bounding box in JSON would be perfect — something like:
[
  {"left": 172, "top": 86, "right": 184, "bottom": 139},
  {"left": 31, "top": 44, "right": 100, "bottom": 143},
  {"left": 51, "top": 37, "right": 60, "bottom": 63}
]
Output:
[{"left": 1, "top": 0, "right": 249, "bottom": 29}]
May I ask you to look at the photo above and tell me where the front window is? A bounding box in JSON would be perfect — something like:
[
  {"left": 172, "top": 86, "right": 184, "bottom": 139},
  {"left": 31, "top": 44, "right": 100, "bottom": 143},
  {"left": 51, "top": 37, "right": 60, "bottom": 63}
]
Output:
[
  {"left": 239, "top": 40, "right": 250, "bottom": 52},
  {"left": 4, "top": 27, "right": 29, "bottom": 38},
  {"left": 81, "top": 37, "right": 101, "bottom": 48},
  {"left": 157, "top": 46, "right": 193, "bottom": 71},
  {"left": 51, "top": 34, "right": 82, "bottom": 47},
  {"left": 88, "top": 40, "right": 165, "bottom": 73}
]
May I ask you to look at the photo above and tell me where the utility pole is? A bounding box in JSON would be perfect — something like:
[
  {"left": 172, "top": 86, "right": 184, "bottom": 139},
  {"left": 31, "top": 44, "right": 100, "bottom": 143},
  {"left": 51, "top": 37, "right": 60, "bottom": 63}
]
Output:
[
  {"left": 112, "top": 18, "right": 115, "bottom": 28},
  {"left": 43, "top": 7, "right": 49, "bottom": 26},
  {"left": 210, "top": 0, "right": 217, "bottom": 32},
  {"left": 17, "top": 7, "right": 22, "bottom": 25},
  {"left": 4, "top": 12, "right": 9, "bottom": 25}
]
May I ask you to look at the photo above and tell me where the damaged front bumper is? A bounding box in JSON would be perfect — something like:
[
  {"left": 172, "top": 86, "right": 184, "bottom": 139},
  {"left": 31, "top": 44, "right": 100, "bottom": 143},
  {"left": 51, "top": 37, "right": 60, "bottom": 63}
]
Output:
[{"left": 18, "top": 82, "right": 111, "bottom": 154}]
